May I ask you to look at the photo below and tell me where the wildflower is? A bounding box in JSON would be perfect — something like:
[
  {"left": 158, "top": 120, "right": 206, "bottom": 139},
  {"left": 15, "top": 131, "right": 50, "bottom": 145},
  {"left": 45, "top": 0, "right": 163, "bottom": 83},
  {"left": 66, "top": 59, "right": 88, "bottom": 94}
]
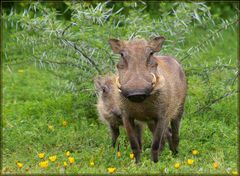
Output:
[
  {"left": 16, "top": 162, "right": 23, "bottom": 169},
  {"left": 18, "top": 69, "right": 24, "bottom": 73},
  {"left": 232, "top": 171, "right": 238, "bottom": 175},
  {"left": 174, "top": 162, "right": 181, "bottom": 169},
  {"left": 39, "top": 160, "right": 48, "bottom": 168},
  {"left": 38, "top": 152, "right": 45, "bottom": 159},
  {"left": 68, "top": 157, "right": 75, "bottom": 164},
  {"left": 48, "top": 125, "right": 54, "bottom": 131},
  {"left": 107, "top": 167, "right": 116, "bottom": 174},
  {"left": 213, "top": 162, "right": 219, "bottom": 169},
  {"left": 66, "top": 151, "right": 70, "bottom": 157},
  {"left": 187, "top": 159, "right": 194, "bottom": 165},
  {"left": 90, "top": 161, "right": 95, "bottom": 167},
  {"left": 63, "top": 161, "right": 68, "bottom": 167},
  {"left": 192, "top": 149, "right": 199, "bottom": 155},
  {"left": 130, "top": 153, "right": 134, "bottom": 159},
  {"left": 117, "top": 151, "right": 121, "bottom": 157},
  {"left": 62, "top": 120, "right": 68, "bottom": 127},
  {"left": 49, "top": 155, "right": 57, "bottom": 162}
]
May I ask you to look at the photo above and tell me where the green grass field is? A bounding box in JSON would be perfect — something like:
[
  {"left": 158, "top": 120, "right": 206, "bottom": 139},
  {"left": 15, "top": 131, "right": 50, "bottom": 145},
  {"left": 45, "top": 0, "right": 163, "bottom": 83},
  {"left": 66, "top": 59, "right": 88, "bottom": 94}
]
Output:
[{"left": 2, "top": 26, "right": 238, "bottom": 174}]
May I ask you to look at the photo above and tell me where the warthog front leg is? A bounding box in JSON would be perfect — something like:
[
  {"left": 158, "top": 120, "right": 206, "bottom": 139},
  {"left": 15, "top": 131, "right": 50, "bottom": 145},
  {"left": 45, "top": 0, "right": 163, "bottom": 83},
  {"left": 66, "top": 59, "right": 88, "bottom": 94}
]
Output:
[
  {"left": 147, "top": 122, "right": 164, "bottom": 151},
  {"left": 110, "top": 125, "right": 120, "bottom": 148},
  {"left": 151, "top": 118, "right": 169, "bottom": 163},
  {"left": 123, "top": 116, "right": 141, "bottom": 163}
]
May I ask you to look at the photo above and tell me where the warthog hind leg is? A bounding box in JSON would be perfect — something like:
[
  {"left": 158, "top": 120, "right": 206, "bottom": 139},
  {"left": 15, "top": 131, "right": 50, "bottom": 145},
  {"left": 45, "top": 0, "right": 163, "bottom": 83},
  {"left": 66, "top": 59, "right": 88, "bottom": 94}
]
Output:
[{"left": 170, "top": 105, "right": 184, "bottom": 155}]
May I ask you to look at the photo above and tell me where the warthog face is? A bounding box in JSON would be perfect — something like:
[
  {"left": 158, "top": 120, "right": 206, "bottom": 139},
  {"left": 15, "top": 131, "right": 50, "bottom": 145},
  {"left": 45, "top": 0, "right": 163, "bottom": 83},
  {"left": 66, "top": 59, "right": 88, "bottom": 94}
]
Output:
[
  {"left": 109, "top": 37, "right": 165, "bottom": 102},
  {"left": 94, "top": 76, "right": 121, "bottom": 118}
]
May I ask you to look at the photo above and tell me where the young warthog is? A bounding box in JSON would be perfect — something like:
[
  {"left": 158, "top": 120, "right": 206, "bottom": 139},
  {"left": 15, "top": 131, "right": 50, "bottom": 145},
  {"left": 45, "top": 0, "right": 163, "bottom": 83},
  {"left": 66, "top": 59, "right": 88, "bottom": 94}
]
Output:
[
  {"left": 94, "top": 75, "right": 143, "bottom": 149},
  {"left": 109, "top": 37, "right": 187, "bottom": 163}
]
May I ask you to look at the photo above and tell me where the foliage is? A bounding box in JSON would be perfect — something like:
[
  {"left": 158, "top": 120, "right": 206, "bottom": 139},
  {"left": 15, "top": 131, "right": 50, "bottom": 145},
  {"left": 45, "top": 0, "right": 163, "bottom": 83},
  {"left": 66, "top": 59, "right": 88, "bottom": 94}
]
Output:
[{"left": 3, "top": 2, "right": 238, "bottom": 114}]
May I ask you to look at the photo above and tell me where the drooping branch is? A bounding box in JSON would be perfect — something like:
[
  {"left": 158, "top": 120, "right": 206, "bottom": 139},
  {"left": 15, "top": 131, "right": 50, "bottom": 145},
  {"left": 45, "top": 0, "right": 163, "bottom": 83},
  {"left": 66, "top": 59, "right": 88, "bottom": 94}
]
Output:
[
  {"left": 192, "top": 90, "right": 238, "bottom": 114},
  {"left": 61, "top": 23, "right": 75, "bottom": 36},
  {"left": 60, "top": 38, "right": 101, "bottom": 74}
]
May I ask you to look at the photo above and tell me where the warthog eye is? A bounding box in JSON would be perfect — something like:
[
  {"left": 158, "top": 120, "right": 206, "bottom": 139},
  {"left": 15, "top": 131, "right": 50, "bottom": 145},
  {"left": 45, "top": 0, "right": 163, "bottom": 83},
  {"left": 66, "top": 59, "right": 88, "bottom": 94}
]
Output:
[
  {"left": 120, "top": 51, "right": 126, "bottom": 58},
  {"left": 102, "top": 87, "right": 106, "bottom": 93},
  {"left": 102, "top": 86, "right": 109, "bottom": 93}
]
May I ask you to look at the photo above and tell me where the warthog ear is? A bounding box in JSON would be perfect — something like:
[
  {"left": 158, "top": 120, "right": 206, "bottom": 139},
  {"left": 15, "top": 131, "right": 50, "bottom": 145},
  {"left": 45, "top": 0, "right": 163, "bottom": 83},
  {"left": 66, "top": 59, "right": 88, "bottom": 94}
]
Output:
[
  {"left": 109, "top": 39, "right": 123, "bottom": 54},
  {"left": 149, "top": 36, "right": 165, "bottom": 52}
]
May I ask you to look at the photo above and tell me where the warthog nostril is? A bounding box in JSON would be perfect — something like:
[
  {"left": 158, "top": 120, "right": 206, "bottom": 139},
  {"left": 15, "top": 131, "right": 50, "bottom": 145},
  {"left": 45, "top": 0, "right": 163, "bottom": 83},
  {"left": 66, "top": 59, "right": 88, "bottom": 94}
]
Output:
[
  {"left": 127, "top": 94, "right": 147, "bottom": 102},
  {"left": 124, "top": 90, "right": 150, "bottom": 103}
]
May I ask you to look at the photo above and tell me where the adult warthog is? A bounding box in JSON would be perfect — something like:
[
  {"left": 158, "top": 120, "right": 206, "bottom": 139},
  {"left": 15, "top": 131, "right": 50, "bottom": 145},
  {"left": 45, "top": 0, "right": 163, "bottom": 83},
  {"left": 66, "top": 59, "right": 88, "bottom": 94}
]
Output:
[{"left": 109, "top": 37, "right": 187, "bottom": 163}]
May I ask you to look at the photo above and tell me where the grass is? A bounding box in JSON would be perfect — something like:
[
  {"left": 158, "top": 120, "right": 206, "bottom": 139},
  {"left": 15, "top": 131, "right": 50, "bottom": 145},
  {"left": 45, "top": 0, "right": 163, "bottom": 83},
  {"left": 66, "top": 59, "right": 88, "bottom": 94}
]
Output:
[{"left": 2, "top": 26, "right": 238, "bottom": 174}]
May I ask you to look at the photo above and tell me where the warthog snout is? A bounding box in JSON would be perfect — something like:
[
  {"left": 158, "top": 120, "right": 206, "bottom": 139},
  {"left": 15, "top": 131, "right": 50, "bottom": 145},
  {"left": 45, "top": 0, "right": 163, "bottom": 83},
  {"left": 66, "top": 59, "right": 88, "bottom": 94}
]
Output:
[
  {"left": 122, "top": 89, "right": 151, "bottom": 102},
  {"left": 116, "top": 74, "right": 155, "bottom": 102}
]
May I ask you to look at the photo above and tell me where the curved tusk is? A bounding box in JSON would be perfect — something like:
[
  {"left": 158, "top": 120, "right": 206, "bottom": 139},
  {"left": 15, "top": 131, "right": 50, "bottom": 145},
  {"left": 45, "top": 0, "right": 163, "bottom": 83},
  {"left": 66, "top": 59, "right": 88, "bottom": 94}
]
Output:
[
  {"left": 151, "top": 73, "right": 156, "bottom": 86},
  {"left": 116, "top": 76, "right": 121, "bottom": 90}
]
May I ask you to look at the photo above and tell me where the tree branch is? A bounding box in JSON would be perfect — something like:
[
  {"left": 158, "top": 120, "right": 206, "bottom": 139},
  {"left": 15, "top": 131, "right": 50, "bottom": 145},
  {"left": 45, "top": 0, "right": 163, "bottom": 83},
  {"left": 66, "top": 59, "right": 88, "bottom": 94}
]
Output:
[
  {"left": 60, "top": 38, "right": 101, "bottom": 73},
  {"left": 191, "top": 90, "right": 238, "bottom": 114}
]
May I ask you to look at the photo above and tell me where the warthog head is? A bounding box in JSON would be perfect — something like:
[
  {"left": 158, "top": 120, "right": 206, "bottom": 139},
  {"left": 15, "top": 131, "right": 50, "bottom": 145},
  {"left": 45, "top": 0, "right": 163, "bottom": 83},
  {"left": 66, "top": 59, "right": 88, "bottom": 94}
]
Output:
[
  {"left": 95, "top": 76, "right": 122, "bottom": 118},
  {"left": 109, "top": 37, "right": 165, "bottom": 102}
]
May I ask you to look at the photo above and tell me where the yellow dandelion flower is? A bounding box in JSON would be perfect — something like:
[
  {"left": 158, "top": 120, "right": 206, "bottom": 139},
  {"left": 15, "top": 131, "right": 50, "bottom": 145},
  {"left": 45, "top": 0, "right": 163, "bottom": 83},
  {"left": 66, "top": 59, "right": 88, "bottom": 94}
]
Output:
[
  {"left": 62, "top": 120, "right": 68, "bottom": 127},
  {"left": 49, "top": 155, "right": 57, "bottom": 162},
  {"left": 38, "top": 152, "right": 45, "bottom": 159},
  {"left": 48, "top": 125, "right": 54, "bottom": 131},
  {"left": 90, "top": 161, "right": 95, "bottom": 167},
  {"left": 66, "top": 151, "right": 70, "bottom": 157},
  {"left": 232, "top": 171, "right": 238, "bottom": 175},
  {"left": 63, "top": 161, "right": 68, "bottom": 167},
  {"left": 39, "top": 160, "right": 48, "bottom": 168},
  {"left": 192, "top": 149, "right": 199, "bottom": 155},
  {"left": 16, "top": 162, "right": 23, "bottom": 169},
  {"left": 187, "top": 159, "right": 194, "bottom": 165},
  {"left": 174, "top": 162, "right": 181, "bottom": 169},
  {"left": 107, "top": 167, "right": 116, "bottom": 174},
  {"left": 117, "top": 151, "right": 121, "bottom": 157},
  {"left": 68, "top": 157, "right": 75, "bottom": 164},
  {"left": 18, "top": 69, "right": 24, "bottom": 73},
  {"left": 130, "top": 153, "right": 134, "bottom": 159},
  {"left": 213, "top": 162, "right": 219, "bottom": 169}
]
